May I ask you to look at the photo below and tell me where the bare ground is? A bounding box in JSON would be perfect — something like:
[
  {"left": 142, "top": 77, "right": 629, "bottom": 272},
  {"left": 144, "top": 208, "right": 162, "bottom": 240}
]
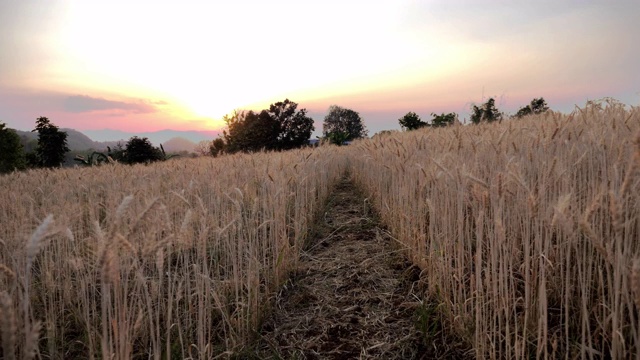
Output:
[{"left": 252, "top": 176, "right": 433, "bottom": 359}]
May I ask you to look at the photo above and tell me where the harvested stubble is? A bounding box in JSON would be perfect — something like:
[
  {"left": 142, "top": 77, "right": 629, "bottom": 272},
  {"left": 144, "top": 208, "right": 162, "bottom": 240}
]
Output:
[
  {"left": 0, "top": 147, "right": 347, "bottom": 359},
  {"left": 347, "top": 101, "right": 640, "bottom": 359}
]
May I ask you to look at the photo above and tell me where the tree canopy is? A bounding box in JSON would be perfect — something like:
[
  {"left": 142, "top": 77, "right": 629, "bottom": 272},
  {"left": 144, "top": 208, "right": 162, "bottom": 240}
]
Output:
[
  {"left": 515, "top": 97, "right": 549, "bottom": 118},
  {"left": 223, "top": 110, "right": 279, "bottom": 153},
  {"left": 0, "top": 122, "right": 26, "bottom": 173},
  {"left": 398, "top": 112, "right": 427, "bottom": 131},
  {"left": 32, "top": 117, "right": 70, "bottom": 168},
  {"left": 221, "top": 99, "right": 314, "bottom": 154},
  {"left": 124, "top": 136, "right": 163, "bottom": 164},
  {"left": 326, "top": 131, "right": 349, "bottom": 146},
  {"left": 431, "top": 112, "right": 457, "bottom": 127},
  {"left": 268, "top": 99, "right": 315, "bottom": 150},
  {"left": 209, "top": 138, "right": 226, "bottom": 157},
  {"left": 322, "top": 105, "right": 368, "bottom": 142},
  {"left": 470, "top": 98, "right": 503, "bottom": 124}
]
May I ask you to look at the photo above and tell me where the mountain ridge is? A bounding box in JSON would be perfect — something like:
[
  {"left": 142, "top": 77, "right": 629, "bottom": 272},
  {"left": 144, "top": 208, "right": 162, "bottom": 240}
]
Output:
[
  {"left": 12, "top": 128, "right": 216, "bottom": 152},
  {"left": 82, "top": 129, "right": 219, "bottom": 144}
]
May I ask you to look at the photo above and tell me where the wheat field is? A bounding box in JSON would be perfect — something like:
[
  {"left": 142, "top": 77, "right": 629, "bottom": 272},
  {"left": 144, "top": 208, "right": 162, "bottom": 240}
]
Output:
[
  {"left": 348, "top": 100, "right": 640, "bottom": 358},
  {"left": 0, "top": 148, "right": 347, "bottom": 359},
  {"left": 1, "top": 101, "right": 639, "bottom": 359}
]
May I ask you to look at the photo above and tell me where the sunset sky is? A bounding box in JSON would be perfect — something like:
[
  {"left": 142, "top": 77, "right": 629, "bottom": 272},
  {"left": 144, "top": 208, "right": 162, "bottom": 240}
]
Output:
[{"left": 1, "top": 0, "right": 638, "bottom": 140}]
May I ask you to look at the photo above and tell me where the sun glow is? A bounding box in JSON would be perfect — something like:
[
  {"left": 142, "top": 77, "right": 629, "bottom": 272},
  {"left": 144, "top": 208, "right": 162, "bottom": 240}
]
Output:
[{"left": 51, "top": 1, "right": 435, "bottom": 122}]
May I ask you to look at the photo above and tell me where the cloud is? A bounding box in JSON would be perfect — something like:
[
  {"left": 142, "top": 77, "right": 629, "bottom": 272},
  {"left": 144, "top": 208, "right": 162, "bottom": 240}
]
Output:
[{"left": 63, "top": 95, "right": 157, "bottom": 114}]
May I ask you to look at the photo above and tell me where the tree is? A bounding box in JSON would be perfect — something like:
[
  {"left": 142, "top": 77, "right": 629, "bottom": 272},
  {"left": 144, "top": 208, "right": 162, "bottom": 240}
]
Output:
[
  {"left": 209, "top": 138, "right": 225, "bottom": 157},
  {"left": 323, "top": 105, "right": 368, "bottom": 142},
  {"left": 372, "top": 130, "right": 398, "bottom": 139},
  {"left": 515, "top": 97, "right": 549, "bottom": 118},
  {"left": 194, "top": 140, "right": 212, "bottom": 156},
  {"left": 431, "top": 112, "right": 457, "bottom": 127},
  {"left": 0, "top": 122, "right": 26, "bottom": 173},
  {"left": 398, "top": 112, "right": 427, "bottom": 131},
  {"left": 221, "top": 99, "right": 315, "bottom": 153},
  {"left": 223, "top": 110, "right": 280, "bottom": 153},
  {"left": 327, "top": 131, "right": 349, "bottom": 146},
  {"left": 470, "top": 98, "right": 503, "bottom": 124},
  {"left": 267, "top": 99, "right": 315, "bottom": 150},
  {"left": 107, "top": 143, "right": 126, "bottom": 162},
  {"left": 124, "top": 136, "right": 162, "bottom": 164},
  {"left": 32, "top": 117, "right": 70, "bottom": 168}
]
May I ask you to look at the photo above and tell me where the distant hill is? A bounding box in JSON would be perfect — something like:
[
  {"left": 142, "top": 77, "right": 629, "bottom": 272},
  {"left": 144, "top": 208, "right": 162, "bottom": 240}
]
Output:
[
  {"left": 64, "top": 128, "right": 94, "bottom": 150},
  {"left": 82, "top": 129, "right": 219, "bottom": 145},
  {"left": 162, "top": 137, "right": 196, "bottom": 153},
  {"left": 12, "top": 128, "right": 218, "bottom": 152},
  {"left": 14, "top": 129, "right": 120, "bottom": 151}
]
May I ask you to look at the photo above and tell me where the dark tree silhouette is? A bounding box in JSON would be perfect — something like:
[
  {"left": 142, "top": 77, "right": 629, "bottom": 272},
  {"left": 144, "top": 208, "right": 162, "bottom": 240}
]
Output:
[
  {"left": 124, "top": 136, "right": 162, "bottom": 164},
  {"left": 32, "top": 117, "right": 70, "bottom": 168},
  {"left": 0, "top": 122, "right": 26, "bottom": 173},
  {"left": 323, "top": 105, "right": 368, "bottom": 142},
  {"left": 515, "top": 97, "right": 549, "bottom": 118},
  {"left": 223, "top": 110, "right": 280, "bottom": 153},
  {"left": 209, "top": 138, "right": 226, "bottom": 157},
  {"left": 221, "top": 99, "right": 314, "bottom": 153},
  {"left": 106, "top": 143, "right": 126, "bottom": 162},
  {"left": 398, "top": 112, "right": 427, "bottom": 131},
  {"left": 431, "top": 112, "right": 457, "bottom": 127},
  {"left": 268, "top": 99, "right": 315, "bottom": 150},
  {"left": 470, "top": 98, "right": 503, "bottom": 124}
]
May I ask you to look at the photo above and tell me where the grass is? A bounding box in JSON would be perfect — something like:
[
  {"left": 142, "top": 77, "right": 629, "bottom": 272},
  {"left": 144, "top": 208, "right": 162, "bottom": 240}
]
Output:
[
  {"left": 347, "top": 99, "right": 640, "bottom": 358},
  {"left": 0, "top": 147, "right": 347, "bottom": 359}
]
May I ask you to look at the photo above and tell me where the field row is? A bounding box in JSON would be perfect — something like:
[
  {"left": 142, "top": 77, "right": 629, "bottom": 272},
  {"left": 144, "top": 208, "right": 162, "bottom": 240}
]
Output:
[
  {"left": 348, "top": 102, "right": 640, "bottom": 358},
  {"left": 0, "top": 148, "right": 347, "bottom": 359}
]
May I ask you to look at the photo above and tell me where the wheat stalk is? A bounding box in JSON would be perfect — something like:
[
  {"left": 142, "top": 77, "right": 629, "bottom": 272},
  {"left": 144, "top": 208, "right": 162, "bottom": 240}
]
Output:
[
  {"left": 0, "top": 291, "right": 17, "bottom": 360},
  {"left": 0, "top": 263, "right": 15, "bottom": 283}
]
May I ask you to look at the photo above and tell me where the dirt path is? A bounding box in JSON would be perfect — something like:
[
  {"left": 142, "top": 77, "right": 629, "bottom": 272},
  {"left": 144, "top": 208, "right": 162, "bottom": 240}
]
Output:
[{"left": 255, "top": 176, "right": 429, "bottom": 359}]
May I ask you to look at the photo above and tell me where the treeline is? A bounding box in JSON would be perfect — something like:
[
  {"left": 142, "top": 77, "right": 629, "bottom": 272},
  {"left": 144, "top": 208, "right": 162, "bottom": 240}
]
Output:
[
  {"left": 0, "top": 117, "right": 69, "bottom": 174},
  {"left": 0, "top": 117, "right": 184, "bottom": 174},
  {"left": 207, "top": 99, "right": 369, "bottom": 156},
  {"left": 76, "top": 137, "right": 179, "bottom": 166},
  {"left": 398, "top": 97, "right": 550, "bottom": 131},
  {"left": 1, "top": 97, "right": 554, "bottom": 172}
]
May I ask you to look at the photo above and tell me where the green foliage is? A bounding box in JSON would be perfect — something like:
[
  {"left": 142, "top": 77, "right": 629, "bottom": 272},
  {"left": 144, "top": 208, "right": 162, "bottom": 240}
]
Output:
[
  {"left": 322, "top": 105, "right": 368, "bottom": 141},
  {"left": 32, "top": 117, "right": 70, "bottom": 168},
  {"left": 415, "top": 301, "right": 441, "bottom": 342},
  {"left": 515, "top": 97, "right": 549, "bottom": 118},
  {"left": 398, "top": 112, "right": 427, "bottom": 131},
  {"left": 222, "top": 99, "right": 314, "bottom": 154},
  {"left": 124, "top": 136, "right": 163, "bottom": 164},
  {"left": 470, "top": 98, "right": 503, "bottom": 124},
  {"left": 326, "top": 131, "right": 349, "bottom": 146},
  {"left": 0, "top": 122, "right": 26, "bottom": 173},
  {"left": 430, "top": 112, "right": 457, "bottom": 127}
]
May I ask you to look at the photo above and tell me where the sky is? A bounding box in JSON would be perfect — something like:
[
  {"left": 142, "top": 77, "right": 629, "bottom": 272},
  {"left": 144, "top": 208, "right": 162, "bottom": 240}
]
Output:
[{"left": 0, "top": 0, "right": 639, "bottom": 140}]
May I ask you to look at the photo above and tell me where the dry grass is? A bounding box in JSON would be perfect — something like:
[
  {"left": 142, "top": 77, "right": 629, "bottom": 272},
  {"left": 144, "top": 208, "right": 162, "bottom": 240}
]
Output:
[
  {"left": 347, "top": 100, "right": 640, "bottom": 359},
  {"left": 0, "top": 148, "right": 347, "bottom": 359},
  {"left": 257, "top": 176, "right": 431, "bottom": 359},
  {"left": 2, "top": 99, "right": 639, "bottom": 359}
]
